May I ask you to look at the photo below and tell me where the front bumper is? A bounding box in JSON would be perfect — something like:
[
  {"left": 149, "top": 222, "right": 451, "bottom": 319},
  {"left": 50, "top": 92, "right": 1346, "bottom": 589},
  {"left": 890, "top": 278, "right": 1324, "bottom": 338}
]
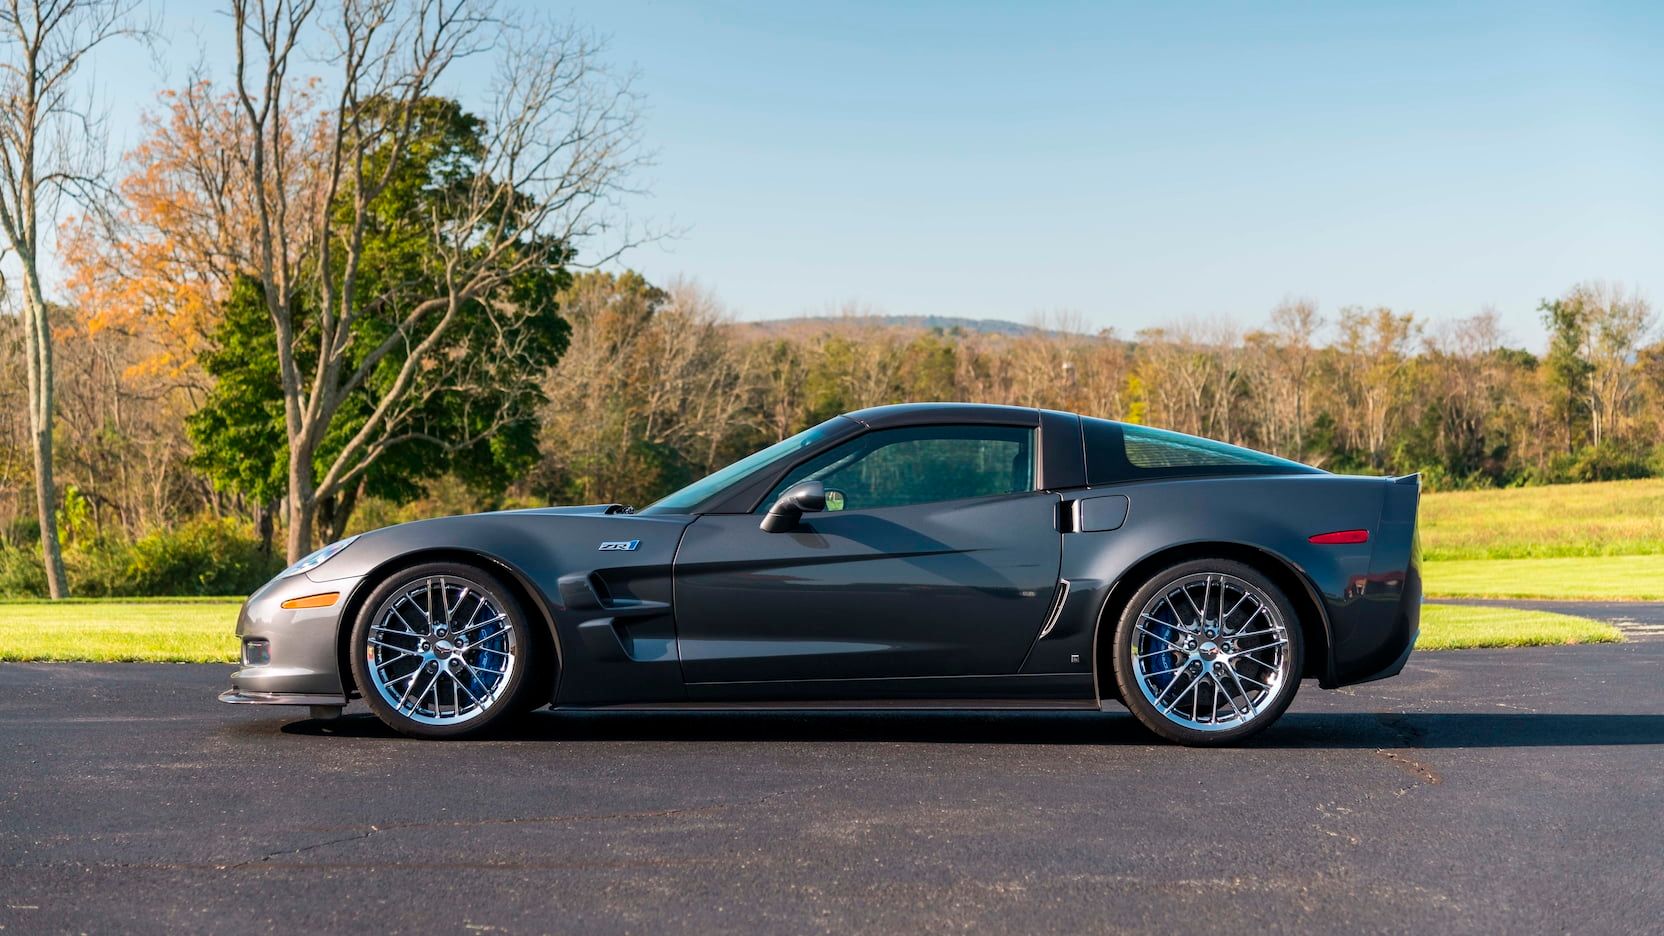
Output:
[
  {"left": 219, "top": 689, "right": 349, "bottom": 707},
  {"left": 220, "top": 571, "right": 365, "bottom": 703}
]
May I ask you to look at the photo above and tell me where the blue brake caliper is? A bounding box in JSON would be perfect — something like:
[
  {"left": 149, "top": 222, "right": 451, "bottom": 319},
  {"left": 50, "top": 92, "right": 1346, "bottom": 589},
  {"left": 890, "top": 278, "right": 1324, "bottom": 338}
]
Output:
[{"left": 469, "top": 631, "right": 506, "bottom": 701}]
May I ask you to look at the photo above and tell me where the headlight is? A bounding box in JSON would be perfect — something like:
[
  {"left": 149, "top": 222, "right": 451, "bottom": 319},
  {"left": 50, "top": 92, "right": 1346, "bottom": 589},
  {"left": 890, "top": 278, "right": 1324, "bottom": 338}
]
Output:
[{"left": 278, "top": 535, "right": 360, "bottom": 578}]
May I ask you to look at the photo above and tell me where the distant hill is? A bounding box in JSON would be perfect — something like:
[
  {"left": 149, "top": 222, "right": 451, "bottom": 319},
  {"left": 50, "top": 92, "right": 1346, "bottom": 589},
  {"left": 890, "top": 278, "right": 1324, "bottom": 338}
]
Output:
[{"left": 742, "top": 314, "right": 1046, "bottom": 337}]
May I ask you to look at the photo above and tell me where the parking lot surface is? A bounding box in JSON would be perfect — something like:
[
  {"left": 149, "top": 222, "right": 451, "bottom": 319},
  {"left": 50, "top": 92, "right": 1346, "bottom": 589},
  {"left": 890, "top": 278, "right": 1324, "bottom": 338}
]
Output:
[{"left": 2, "top": 643, "right": 1661, "bottom": 934}]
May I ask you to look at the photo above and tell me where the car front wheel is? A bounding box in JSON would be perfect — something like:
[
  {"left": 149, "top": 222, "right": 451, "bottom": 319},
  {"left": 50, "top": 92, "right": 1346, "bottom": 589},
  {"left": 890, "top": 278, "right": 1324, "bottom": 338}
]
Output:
[
  {"left": 349, "top": 562, "right": 538, "bottom": 738},
  {"left": 1111, "top": 559, "right": 1303, "bottom": 746}
]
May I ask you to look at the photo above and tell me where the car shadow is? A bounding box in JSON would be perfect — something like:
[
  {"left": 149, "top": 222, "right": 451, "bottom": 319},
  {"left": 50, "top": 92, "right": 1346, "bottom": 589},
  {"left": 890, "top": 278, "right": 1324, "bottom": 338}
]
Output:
[{"left": 279, "top": 709, "right": 1664, "bottom": 749}]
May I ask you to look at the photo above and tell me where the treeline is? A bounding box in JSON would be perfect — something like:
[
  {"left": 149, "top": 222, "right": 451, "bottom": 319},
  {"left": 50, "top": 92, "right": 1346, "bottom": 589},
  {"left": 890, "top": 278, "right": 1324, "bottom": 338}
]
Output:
[
  {"left": 536, "top": 276, "right": 1663, "bottom": 504},
  {"left": 3, "top": 269, "right": 1660, "bottom": 596}
]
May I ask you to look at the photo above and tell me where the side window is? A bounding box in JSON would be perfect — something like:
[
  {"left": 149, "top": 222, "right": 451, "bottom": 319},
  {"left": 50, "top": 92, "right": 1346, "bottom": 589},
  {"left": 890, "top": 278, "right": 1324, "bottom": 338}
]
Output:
[
  {"left": 1084, "top": 417, "right": 1315, "bottom": 484},
  {"left": 761, "top": 425, "right": 1035, "bottom": 512},
  {"left": 1122, "top": 424, "right": 1275, "bottom": 468}
]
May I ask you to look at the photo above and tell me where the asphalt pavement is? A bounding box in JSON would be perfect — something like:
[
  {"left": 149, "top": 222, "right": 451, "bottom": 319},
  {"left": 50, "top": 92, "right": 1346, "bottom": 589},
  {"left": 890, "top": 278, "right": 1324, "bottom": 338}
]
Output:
[{"left": 2, "top": 643, "right": 1662, "bottom": 934}]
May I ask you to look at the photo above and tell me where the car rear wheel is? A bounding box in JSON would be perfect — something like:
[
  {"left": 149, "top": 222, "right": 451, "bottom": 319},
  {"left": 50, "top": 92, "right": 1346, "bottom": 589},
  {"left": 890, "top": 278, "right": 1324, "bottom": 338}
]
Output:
[
  {"left": 1111, "top": 559, "right": 1303, "bottom": 746},
  {"left": 350, "top": 562, "right": 537, "bottom": 739}
]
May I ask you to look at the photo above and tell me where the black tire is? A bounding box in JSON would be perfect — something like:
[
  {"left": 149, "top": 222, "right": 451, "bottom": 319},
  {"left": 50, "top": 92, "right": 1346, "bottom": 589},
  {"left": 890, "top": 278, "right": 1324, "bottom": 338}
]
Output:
[
  {"left": 349, "top": 561, "right": 542, "bottom": 739},
  {"left": 1111, "top": 558, "right": 1304, "bottom": 746}
]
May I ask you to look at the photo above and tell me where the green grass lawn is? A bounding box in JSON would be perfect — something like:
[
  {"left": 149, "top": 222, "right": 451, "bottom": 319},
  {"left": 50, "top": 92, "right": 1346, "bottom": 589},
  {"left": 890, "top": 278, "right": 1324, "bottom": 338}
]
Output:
[
  {"left": 0, "top": 599, "right": 241, "bottom": 663},
  {"left": 1419, "top": 477, "right": 1664, "bottom": 600},
  {"left": 0, "top": 596, "right": 1621, "bottom": 662},
  {"left": 1416, "top": 602, "right": 1621, "bottom": 650},
  {"left": 1421, "top": 477, "right": 1664, "bottom": 560},
  {"left": 1423, "top": 554, "right": 1664, "bottom": 601}
]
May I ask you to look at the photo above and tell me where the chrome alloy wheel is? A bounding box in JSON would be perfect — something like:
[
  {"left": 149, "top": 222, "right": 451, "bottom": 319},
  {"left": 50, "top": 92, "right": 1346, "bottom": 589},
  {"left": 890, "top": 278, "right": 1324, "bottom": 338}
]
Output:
[
  {"left": 1129, "top": 571, "right": 1293, "bottom": 732},
  {"left": 364, "top": 576, "right": 518, "bottom": 727}
]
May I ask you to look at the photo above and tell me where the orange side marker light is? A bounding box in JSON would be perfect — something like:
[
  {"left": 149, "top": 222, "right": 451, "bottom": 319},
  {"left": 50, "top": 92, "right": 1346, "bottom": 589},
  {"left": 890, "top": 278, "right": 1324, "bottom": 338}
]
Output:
[{"left": 280, "top": 592, "right": 341, "bottom": 610}]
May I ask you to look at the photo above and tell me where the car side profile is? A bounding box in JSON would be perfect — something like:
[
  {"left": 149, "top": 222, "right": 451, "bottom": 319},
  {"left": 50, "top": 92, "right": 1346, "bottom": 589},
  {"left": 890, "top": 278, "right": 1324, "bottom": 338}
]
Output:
[{"left": 220, "top": 403, "right": 1421, "bottom": 745}]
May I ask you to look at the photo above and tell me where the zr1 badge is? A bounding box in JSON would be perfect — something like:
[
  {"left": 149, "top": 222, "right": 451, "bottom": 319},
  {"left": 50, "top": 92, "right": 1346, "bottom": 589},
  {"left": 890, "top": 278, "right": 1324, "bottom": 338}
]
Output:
[{"left": 598, "top": 540, "right": 640, "bottom": 551}]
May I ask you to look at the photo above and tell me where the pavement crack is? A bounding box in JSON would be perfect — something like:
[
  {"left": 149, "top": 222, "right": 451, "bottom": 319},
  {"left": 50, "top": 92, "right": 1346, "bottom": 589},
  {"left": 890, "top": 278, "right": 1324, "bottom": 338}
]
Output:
[
  {"left": 1374, "top": 750, "right": 1442, "bottom": 786},
  {"left": 226, "top": 829, "right": 381, "bottom": 869}
]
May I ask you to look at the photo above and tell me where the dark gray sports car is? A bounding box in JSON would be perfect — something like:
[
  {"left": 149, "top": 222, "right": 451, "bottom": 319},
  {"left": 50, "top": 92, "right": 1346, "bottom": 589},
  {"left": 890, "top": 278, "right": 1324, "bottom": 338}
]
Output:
[{"left": 220, "top": 403, "right": 1421, "bottom": 745}]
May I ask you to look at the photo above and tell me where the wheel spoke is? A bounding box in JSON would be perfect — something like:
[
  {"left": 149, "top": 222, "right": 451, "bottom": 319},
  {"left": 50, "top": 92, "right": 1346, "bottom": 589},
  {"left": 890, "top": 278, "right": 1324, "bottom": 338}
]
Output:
[
  {"left": 1225, "top": 665, "right": 1257, "bottom": 715},
  {"left": 1163, "top": 674, "right": 1200, "bottom": 716},
  {"left": 454, "top": 613, "right": 507, "bottom": 640},
  {"left": 1180, "top": 584, "right": 1204, "bottom": 619},
  {"left": 1162, "top": 595, "right": 1190, "bottom": 630},
  {"left": 1223, "top": 589, "right": 1250, "bottom": 623},
  {"left": 1233, "top": 638, "right": 1288, "bottom": 661},
  {"left": 445, "top": 587, "right": 469, "bottom": 626},
  {"left": 450, "top": 669, "right": 482, "bottom": 708},
  {"left": 1136, "top": 624, "right": 1185, "bottom": 650},
  {"left": 369, "top": 637, "right": 417, "bottom": 653}
]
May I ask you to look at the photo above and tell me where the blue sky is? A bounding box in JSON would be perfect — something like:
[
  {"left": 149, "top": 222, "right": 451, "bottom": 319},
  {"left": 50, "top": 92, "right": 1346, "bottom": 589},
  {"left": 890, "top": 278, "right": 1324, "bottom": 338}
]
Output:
[{"left": 89, "top": 1, "right": 1664, "bottom": 343}]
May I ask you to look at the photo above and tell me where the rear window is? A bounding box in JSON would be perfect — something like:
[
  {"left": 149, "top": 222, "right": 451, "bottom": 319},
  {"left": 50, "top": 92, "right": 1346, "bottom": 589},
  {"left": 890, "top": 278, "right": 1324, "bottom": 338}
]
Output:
[{"left": 1083, "top": 418, "right": 1317, "bottom": 484}]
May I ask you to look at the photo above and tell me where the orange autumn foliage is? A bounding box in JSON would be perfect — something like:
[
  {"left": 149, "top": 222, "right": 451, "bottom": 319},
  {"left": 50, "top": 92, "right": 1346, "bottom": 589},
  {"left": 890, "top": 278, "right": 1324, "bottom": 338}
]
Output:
[{"left": 60, "top": 79, "right": 329, "bottom": 384}]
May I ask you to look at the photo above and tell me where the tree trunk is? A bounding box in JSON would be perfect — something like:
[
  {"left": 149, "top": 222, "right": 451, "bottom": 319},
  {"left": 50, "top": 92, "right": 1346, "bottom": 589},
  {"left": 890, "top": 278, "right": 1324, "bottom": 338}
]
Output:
[
  {"left": 285, "top": 441, "right": 315, "bottom": 563},
  {"left": 19, "top": 269, "right": 69, "bottom": 598},
  {"left": 256, "top": 500, "right": 275, "bottom": 557}
]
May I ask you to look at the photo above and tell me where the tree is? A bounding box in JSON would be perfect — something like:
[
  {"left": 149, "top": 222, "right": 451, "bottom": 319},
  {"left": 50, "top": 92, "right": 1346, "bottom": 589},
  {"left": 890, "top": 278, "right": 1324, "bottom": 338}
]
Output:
[
  {"left": 187, "top": 94, "right": 572, "bottom": 544},
  {"left": 537, "top": 272, "right": 753, "bottom": 507},
  {"left": 1578, "top": 282, "right": 1654, "bottom": 449},
  {"left": 1540, "top": 293, "right": 1594, "bottom": 454},
  {"left": 1252, "top": 297, "right": 1323, "bottom": 458},
  {"left": 0, "top": 0, "right": 147, "bottom": 597},
  {"left": 218, "top": 0, "right": 643, "bottom": 560},
  {"left": 1332, "top": 306, "right": 1419, "bottom": 470}
]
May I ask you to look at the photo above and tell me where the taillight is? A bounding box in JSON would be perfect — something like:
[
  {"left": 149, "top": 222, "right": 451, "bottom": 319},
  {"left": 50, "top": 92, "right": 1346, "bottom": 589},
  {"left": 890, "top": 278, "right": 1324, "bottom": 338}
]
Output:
[{"left": 1309, "top": 529, "right": 1369, "bottom": 545}]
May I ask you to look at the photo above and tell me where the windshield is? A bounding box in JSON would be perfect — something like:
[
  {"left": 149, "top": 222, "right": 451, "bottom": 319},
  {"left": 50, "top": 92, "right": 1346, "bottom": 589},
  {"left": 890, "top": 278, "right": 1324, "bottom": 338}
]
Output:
[{"left": 640, "top": 417, "right": 850, "bottom": 514}]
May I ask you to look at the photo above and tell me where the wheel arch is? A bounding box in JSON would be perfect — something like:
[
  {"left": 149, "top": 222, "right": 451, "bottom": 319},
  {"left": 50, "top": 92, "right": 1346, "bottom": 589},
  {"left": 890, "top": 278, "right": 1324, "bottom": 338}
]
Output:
[
  {"left": 1090, "top": 541, "right": 1333, "bottom": 703},
  {"left": 334, "top": 547, "right": 563, "bottom": 702}
]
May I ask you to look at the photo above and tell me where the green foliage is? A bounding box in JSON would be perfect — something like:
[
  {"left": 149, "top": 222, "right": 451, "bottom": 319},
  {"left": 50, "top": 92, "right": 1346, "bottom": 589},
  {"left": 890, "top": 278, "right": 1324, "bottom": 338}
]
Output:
[
  {"left": 187, "top": 277, "right": 287, "bottom": 505},
  {"left": 1540, "top": 296, "right": 1594, "bottom": 451},
  {"left": 0, "top": 545, "right": 49, "bottom": 596},
  {"left": 0, "top": 518, "right": 282, "bottom": 598},
  {"left": 1554, "top": 442, "right": 1655, "bottom": 483},
  {"left": 187, "top": 96, "right": 571, "bottom": 535},
  {"left": 4, "top": 517, "right": 40, "bottom": 548},
  {"left": 119, "top": 518, "right": 284, "bottom": 597}
]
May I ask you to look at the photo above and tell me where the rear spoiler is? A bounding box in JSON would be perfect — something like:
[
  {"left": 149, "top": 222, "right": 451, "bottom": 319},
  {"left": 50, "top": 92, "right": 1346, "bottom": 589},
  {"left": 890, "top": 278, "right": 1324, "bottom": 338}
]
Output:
[{"left": 1393, "top": 473, "right": 1421, "bottom": 487}]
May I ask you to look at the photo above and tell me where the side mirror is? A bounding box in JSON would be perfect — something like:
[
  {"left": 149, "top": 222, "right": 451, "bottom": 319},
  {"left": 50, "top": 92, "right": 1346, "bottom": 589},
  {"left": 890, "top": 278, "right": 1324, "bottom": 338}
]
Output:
[{"left": 760, "top": 480, "right": 826, "bottom": 533}]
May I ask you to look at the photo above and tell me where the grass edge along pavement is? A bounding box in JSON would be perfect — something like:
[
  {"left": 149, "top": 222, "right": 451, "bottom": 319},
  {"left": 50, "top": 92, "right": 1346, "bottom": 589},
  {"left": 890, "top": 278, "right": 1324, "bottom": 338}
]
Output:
[{"left": 0, "top": 597, "right": 1621, "bottom": 663}]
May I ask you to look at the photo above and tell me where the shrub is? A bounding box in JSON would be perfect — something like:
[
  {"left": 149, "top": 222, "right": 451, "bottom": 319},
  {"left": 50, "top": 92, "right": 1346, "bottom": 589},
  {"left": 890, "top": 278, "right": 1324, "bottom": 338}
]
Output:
[
  {"left": 120, "top": 518, "right": 284, "bottom": 596},
  {"left": 5, "top": 517, "right": 40, "bottom": 548},
  {"left": 1554, "top": 443, "right": 1654, "bottom": 484},
  {"left": 0, "top": 544, "right": 48, "bottom": 597},
  {"left": 0, "top": 518, "right": 282, "bottom": 598}
]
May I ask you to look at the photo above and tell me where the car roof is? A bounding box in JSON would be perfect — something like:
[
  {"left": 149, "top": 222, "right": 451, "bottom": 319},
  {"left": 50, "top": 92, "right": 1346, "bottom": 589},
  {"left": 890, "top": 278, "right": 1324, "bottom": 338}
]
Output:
[{"left": 842, "top": 402, "right": 1046, "bottom": 429}]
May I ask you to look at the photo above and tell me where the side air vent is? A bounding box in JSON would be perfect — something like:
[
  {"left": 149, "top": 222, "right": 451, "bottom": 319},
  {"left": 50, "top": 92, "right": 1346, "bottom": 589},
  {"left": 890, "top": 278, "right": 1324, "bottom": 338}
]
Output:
[{"left": 1037, "top": 579, "right": 1071, "bottom": 640}]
